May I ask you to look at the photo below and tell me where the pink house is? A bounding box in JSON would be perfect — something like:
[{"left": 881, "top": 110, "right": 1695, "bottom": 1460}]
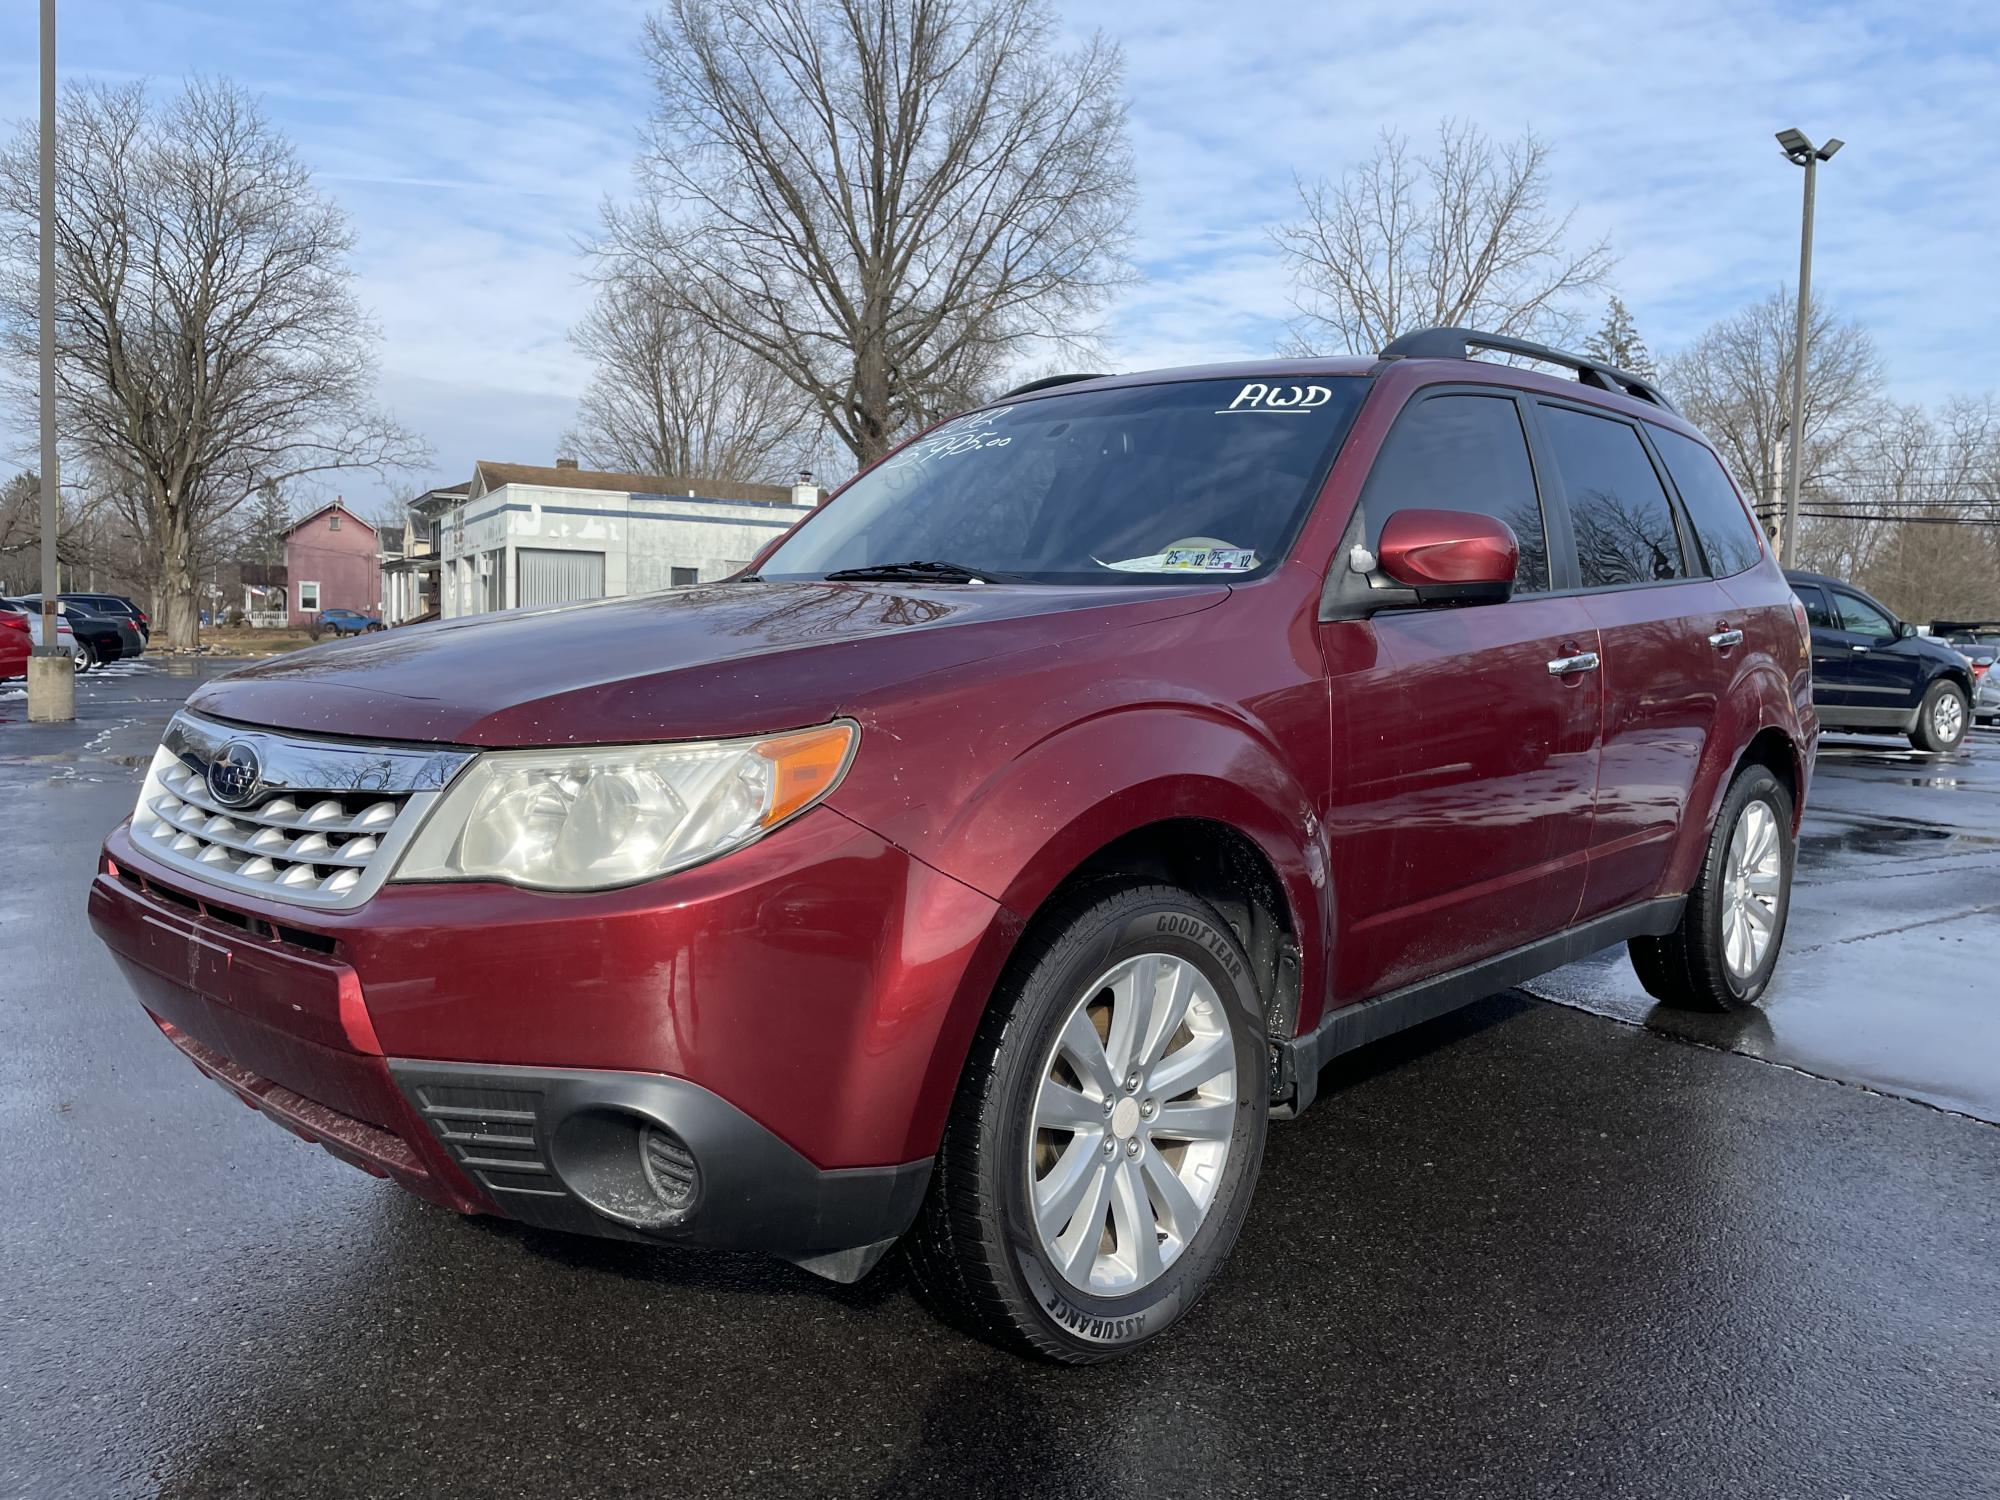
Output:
[{"left": 283, "top": 500, "right": 380, "bottom": 628}]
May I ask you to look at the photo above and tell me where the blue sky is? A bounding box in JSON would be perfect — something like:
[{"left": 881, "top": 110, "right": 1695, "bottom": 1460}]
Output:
[{"left": 2, "top": 0, "right": 1995, "bottom": 512}]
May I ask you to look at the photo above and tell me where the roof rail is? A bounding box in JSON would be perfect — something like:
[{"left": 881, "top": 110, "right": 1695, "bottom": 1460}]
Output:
[
  {"left": 1378, "top": 327, "right": 1676, "bottom": 414},
  {"left": 999, "top": 372, "right": 1109, "bottom": 399}
]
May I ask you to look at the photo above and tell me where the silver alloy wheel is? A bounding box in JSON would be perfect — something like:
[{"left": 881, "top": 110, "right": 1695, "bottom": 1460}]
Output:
[
  {"left": 1934, "top": 689, "right": 1965, "bottom": 743},
  {"left": 1721, "top": 799, "right": 1782, "bottom": 979},
  {"left": 70, "top": 641, "right": 88, "bottom": 672},
  {"left": 1028, "top": 952, "right": 1238, "bottom": 1296}
]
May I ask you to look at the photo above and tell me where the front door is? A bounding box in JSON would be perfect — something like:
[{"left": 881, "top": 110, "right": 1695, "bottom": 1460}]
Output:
[
  {"left": 1319, "top": 389, "right": 1602, "bottom": 1002},
  {"left": 1829, "top": 587, "right": 1924, "bottom": 712}
]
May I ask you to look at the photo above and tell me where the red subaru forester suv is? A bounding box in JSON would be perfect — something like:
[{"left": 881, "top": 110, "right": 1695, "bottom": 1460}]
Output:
[{"left": 90, "top": 328, "right": 1815, "bottom": 1362}]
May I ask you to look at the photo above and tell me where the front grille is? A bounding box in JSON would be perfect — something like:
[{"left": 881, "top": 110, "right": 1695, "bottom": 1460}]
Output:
[
  {"left": 137, "top": 760, "right": 405, "bottom": 900},
  {"left": 127, "top": 711, "right": 473, "bottom": 911}
]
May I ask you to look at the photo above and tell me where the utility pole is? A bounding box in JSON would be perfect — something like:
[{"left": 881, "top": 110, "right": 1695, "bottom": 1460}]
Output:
[
  {"left": 1776, "top": 128, "right": 1843, "bottom": 572},
  {"left": 26, "top": 0, "right": 73, "bottom": 723}
]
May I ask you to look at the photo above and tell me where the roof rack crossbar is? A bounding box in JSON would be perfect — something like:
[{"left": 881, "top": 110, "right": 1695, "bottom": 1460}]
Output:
[
  {"left": 1378, "top": 327, "right": 1676, "bottom": 414},
  {"left": 998, "top": 372, "right": 1109, "bottom": 399}
]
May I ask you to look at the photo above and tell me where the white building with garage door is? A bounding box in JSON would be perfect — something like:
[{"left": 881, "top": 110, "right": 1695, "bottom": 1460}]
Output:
[{"left": 437, "top": 460, "right": 820, "bottom": 619}]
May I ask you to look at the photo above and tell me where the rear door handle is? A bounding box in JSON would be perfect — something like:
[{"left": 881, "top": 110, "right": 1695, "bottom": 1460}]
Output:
[
  {"left": 1708, "top": 629, "right": 1744, "bottom": 649},
  {"left": 1547, "top": 652, "right": 1600, "bottom": 675}
]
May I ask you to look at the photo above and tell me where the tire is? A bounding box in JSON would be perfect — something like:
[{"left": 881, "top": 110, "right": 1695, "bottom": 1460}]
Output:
[
  {"left": 1909, "top": 679, "right": 1969, "bottom": 753},
  {"left": 904, "top": 879, "right": 1269, "bottom": 1363},
  {"left": 77, "top": 639, "right": 97, "bottom": 671},
  {"left": 70, "top": 641, "right": 90, "bottom": 673},
  {"left": 1629, "top": 765, "right": 1794, "bottom": 1012}
]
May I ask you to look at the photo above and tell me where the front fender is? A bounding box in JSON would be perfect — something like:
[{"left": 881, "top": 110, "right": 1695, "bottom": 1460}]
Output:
[{"left": 874, "top": 705, "right": 1332, "bottom": 1037}]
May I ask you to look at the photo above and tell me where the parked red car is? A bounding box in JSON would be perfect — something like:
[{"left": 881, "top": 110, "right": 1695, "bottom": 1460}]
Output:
[
  {"left": 90, "top": 328, "right": 1815, "bottom": 1362},
  {"left": 0, "top": 609, "right": 30, "bottom": 679}
]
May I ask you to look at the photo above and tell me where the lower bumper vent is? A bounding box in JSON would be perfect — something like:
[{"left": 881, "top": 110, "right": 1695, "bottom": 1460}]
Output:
[{"left": 642, "top": 1125, "right": 699, "bottom": 1211}]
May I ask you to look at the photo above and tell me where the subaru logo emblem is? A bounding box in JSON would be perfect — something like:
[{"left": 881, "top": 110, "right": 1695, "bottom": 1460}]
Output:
[{"left": 206, "top": 740, "right": 263, "bottom": 807}]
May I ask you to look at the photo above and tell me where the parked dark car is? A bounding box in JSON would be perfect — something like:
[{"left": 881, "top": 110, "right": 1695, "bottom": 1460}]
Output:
[
  {"left": 60, "top": 591, "right": 150, "bottom": 643},
  {"left": 18, "top": 595, "right": 143, "bottom": 668},
  {"left": 1786, "top": 571, "right": 1975, "bottom": 752},
  {"left": 91, "top": 327, "right": 1815, "bottom": 1363},
  {"left": 313, "top": 606, "right": 384, "bottom": 637}
]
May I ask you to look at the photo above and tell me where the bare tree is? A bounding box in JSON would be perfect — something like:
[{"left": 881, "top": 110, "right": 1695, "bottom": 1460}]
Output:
[
  {"left": 562, "top": 269, "right": 818, "bottom": 482},
  {"left": 603, "top": 0, "right": 1135, "bottom": 467},
  {"left": 1661, "top": 290, "right": 1883, "bottom": 542},
  {"left": 1276, "top": 121, "right": 1615, "bottom": 356},
  {"left": 0, "top": 79, "right": 428, "bottom": 650}
]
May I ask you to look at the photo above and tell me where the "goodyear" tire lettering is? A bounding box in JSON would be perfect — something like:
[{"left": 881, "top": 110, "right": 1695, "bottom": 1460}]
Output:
[{"left": 1152, "top": 914, "right": 1243, "bottom": 981}]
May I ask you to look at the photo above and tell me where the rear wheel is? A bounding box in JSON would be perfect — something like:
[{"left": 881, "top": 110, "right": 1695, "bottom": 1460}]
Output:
[
  {"left": 1909, "top": 680, "right": 1968, "bottom": 753},
  {"left": 905, "top": 880, "right": 1267, "bottom": 1362},
  {"left": 1630, "top": 765, "right": 1794, "bottom": 1012}
]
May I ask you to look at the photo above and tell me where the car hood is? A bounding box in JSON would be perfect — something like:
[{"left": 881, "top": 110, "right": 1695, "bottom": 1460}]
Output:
[{"left": 188, "top": 580, "right": 1228, "bottom": 746}]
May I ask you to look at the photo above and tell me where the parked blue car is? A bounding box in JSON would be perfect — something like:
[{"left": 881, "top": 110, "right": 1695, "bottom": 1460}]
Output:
[{"left": 315, "top": 607, "right": 384, "bottom": 637}]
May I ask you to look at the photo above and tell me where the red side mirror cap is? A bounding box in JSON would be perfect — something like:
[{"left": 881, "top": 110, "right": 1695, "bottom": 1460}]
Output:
[{"left": 1376, "top": 509, "right": 1519, "bottom": 606}]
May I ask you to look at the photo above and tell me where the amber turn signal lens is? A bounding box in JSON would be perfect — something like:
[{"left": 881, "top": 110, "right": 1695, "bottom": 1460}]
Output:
[{"left": 755, "top": 722, "right": 857, "bottom": 827}]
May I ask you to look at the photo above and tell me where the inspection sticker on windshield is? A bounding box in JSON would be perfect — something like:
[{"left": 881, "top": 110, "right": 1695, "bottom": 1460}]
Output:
[{"left": 1101, "top": 547, "right": 1259, "bottom": 573}]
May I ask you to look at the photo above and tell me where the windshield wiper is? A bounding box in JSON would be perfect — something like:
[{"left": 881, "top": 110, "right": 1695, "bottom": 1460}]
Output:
[{"left": 822, "top": 559, "right": 1012, "bottom": 584}]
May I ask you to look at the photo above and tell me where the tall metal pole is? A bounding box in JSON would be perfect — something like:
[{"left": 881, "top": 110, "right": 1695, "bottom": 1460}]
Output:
[
  {"left": 27, "top": 0, "right": 75, "bottom": 722},
  {"left": 1782, "top": 153, "right": 1816, "bottom": 570}
]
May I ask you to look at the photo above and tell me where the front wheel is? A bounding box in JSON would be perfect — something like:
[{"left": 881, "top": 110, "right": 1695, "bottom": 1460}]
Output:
[
  {"left": 1630, "top": 765, "right": 1794, "bottom": 1012},
  {"left": 905, "top": 880, "right": 1268, "bottom": 1362},
  {"left": 1909, "top": 680, "right": 1969, "bottom": 753}
]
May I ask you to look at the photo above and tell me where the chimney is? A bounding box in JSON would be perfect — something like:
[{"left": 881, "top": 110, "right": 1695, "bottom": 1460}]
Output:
[
  {"left": 791, "top": 469, "right": 820, "bottom": 508},
  {"left": 555, "top": 456, "right": 578, "bottom": 470}
]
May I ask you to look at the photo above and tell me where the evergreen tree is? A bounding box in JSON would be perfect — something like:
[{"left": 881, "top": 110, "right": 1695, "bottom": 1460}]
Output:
[
  {"left": 1586, "top": 296, "right": 1656, "bottom": 378},
  {"left": 248, "top": 483, "right": 293, "bottom": 564}
]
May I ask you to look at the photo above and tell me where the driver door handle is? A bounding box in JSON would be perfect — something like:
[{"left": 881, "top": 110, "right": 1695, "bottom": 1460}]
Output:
[{"left": 1547, "top": 651, "right": 1600, "bottom": 676}]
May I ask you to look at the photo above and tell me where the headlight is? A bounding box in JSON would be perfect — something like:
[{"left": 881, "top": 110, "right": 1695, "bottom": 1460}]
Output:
[{"left": 391, "top": 721, "right": 857, "bottom": 891}]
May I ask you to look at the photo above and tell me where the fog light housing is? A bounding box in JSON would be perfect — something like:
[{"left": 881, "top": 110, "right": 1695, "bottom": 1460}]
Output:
[{"left": 549, "top": 1109, "right": 701, "bottom": 1229}]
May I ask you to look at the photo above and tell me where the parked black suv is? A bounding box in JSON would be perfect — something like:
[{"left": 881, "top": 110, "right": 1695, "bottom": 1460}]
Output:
[
  {"left": 1786, "top": 570, "right": 1974, "bottom": 752},
  {"left": 60, "top": 592, "right": 150, "bottom": 643}
]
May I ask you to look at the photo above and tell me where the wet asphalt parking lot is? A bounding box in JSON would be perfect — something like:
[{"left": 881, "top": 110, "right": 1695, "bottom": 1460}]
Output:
[{"left": 3, "top": 662, "right": 1997, "bottom": 1499}]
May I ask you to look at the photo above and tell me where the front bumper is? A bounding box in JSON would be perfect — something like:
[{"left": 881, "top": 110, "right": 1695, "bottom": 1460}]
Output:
[{"left": 90, "top": 807, "right": 1008, "bottom": 1275}]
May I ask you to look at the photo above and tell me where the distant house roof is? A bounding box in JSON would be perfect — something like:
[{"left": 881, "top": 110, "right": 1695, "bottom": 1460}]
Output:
[
  {"left": 284, "top": 501, "right": 378, "bottom": 538},
  {"left": 408, "top": 482, "right": 470, "bottom": 516},
  {"left": 468, "top": 461, "right": 804, "bottom": 507},
  {"left": 378, "top": 523, "right": 408, "bottom": 555}
]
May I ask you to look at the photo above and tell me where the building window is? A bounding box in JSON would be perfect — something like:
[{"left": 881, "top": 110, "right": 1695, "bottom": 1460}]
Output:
[
  {"left": 329, "top": 512, "right": 341, "bottom": 531},
  {"left": 298, "top": 580, "right": 321, "bottom": 611},
  {"left": 670, "top": 566, "right": 699, "bottom": 587}
]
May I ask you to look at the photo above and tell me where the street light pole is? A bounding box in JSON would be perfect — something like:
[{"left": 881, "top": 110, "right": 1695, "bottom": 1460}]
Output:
[
  {"left": 26, "top": 0, "right": 74, "bottom": 722},
  {"left": 1776, "top": 128, "right": 1843, "bottom": 571}
]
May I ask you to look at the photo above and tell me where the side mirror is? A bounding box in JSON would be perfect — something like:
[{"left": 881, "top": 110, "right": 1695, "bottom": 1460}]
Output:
[
  {"left": 1375, "top": 509, "right": 1519, "bottom": 607},
  {"left": 1895, "top": 621, "right": 1914, "bottom": 640}
]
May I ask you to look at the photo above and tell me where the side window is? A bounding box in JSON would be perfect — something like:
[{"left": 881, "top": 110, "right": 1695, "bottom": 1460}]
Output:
[
  {"left": 1360, "top": 393, "right": 1549, "bottom": 592},
  {"left": 1539, "top": 404, "right": 1688, "bottom": 588},
  {"left": 1650, "top": 427, "right": 1763, "bottom": 576},
  {"left": 1834, "top": 591, "right": 1896, "bottom": 640},
  {"left": 1792, "top": 583, "right": 1835, "bottom": 629}
]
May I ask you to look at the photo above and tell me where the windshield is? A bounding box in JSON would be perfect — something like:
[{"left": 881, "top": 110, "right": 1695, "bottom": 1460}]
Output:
[{"left": 759, "top": 377, "right": 1367, "bottom": 585}]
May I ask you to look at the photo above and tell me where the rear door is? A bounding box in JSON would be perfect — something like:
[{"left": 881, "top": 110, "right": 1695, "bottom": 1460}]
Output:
[
  {"left": 1319, "top": 388, "right": 1602, "bottom": 999},
  {"left": 1789, "top": 582, "right": 1851, "bottom": 704},
  {"left": 1528, "top": 399, "right": 1737, "bottom": 920}
]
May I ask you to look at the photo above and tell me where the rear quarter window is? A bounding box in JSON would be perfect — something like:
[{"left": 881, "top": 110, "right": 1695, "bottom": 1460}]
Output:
[{"left": 1650, "top": 427, "right": 1765, "bottom": 577}]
